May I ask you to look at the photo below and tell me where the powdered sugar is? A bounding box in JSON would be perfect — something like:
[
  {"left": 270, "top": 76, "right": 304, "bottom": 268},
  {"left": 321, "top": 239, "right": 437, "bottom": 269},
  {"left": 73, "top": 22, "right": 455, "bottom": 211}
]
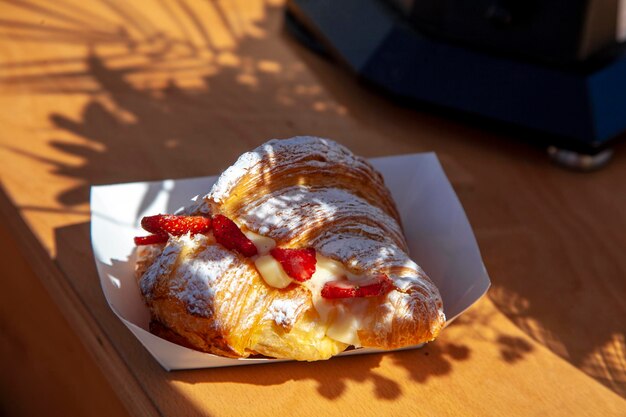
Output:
[
  {"left": 190, "top": 136, "right": 384, "bottom": 212},
  {"left": 138, "top": 233, "right": 239, "bottom": 318},
  {"left": 265, "top": 299, "right": 299, "bottom": 327},
  {"left": 140, "top": 240, "right": 182, "bottom": 300},
  {"left": 240, "top": 186, "right": 402, "bottom": 239},
  {"left": 171, "top": 239, "right": 238, "bottom": 317},
  {"left": 210, "top": 151, "right": 262, "bottom": 204}
]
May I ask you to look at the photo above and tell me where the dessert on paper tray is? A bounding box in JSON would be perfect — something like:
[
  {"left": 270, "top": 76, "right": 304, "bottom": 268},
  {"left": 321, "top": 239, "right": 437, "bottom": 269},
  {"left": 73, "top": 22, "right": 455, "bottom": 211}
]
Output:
[{"left": 134, "top": 136, "right": 446, "bottom": 361}]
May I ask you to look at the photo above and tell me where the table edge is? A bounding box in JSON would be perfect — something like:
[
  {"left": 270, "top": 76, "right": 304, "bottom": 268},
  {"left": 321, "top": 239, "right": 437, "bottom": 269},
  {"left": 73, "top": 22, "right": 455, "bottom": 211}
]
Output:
[{"left": 0, "top": 184, "right": 160, "bottom": 417}]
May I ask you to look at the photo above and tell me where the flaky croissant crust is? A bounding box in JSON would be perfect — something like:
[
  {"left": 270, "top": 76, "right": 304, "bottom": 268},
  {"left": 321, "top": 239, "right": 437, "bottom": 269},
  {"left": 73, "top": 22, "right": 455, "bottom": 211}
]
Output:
[{"left": 137, "top": 137, "right": 445, "bottom": 360}]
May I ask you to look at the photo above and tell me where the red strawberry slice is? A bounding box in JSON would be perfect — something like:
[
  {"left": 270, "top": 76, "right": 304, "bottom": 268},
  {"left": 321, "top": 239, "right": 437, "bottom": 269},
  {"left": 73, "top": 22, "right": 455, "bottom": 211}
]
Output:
[
  {"left": 320, "top": 280, "right": 356, "bottom": 298},
  {"left": 141, "top": 214, "right": 211, "bottom": 236},
  {"left": 134, "top": 233, "right": 169, "bottom": 245},
  {"left": 321, "top": 274, "right": 394, "bottom": 299},
  {"left": 355, "top": 274, "right": 394, "bottom": 297},
  {"left": 212, "top": 214, "right": 258, "bottom": 257},
  {"left": 270, "top": 247, "right": 317, "bottom": 282}
]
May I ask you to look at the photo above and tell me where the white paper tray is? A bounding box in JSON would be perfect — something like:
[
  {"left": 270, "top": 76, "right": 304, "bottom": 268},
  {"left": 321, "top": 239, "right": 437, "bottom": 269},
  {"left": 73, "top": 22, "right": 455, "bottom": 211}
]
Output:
[{"left": 91, "top": 152, "right": 490, "bottom": 371}]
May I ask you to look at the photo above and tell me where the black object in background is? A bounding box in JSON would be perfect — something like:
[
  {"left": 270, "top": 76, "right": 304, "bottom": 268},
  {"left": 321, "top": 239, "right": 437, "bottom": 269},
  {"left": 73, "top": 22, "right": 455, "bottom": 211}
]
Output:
[
  {"left": 386, "top": 0, "right": 619, "bottom": 63},
  {"left": 286, "top": 0, "right": 626, "bottom": 169}
]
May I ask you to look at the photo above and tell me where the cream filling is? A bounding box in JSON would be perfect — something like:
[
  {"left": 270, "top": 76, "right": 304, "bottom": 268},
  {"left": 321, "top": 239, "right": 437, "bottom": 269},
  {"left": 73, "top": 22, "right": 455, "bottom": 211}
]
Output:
[
  {"left": 244, "top": 231, "right": 276, "bottom": 255},
  {"left": 302, "top": 255, "right": 370, "bottom": 347},
  {"left": 247, "top": 233, "right": 367, "bottom": 347},
  {"left": 254, "top": 255, "right": 292, "bottom": 289}
]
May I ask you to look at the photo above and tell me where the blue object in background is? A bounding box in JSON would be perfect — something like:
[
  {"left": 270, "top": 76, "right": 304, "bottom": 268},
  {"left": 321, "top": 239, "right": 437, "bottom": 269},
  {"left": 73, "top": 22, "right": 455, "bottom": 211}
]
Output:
[{"left": 286, "top": 0, "right": 626, "bottom": 153}]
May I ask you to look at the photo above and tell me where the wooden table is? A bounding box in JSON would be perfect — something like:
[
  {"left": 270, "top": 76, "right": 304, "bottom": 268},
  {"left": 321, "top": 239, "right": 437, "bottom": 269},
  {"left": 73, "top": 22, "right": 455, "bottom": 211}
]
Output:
[{"left": 1, "top": 1, "right": 625, "bottom": 416}]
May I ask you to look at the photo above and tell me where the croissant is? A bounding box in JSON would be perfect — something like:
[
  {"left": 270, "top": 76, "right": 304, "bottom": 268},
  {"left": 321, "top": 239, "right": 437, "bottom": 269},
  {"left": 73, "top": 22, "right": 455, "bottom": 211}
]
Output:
[{"left": 135, "top": 136, "right": 445, "bottom": 361}]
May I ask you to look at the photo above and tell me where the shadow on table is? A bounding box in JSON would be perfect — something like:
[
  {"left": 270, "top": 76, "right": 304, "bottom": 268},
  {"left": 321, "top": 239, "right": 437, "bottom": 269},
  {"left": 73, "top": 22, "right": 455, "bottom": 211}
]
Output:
[
  {"left": 0, "top": 0, "right": 371, "bottom": 209},
  {"left": 165, "top": 316, "right": 533, "bottom": 400},
  {"left": 4, "top": 0, "right": 624, "bottom": 402},
  {"left": 169, "top": 336, "right": 472, "bottom": 401}
]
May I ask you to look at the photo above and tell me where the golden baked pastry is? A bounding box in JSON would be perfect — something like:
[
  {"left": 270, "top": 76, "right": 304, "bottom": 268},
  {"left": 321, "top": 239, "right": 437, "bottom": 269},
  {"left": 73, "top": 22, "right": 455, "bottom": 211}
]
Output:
[{"left": 134, "top": 136, "right": 446, "bottom": 361}]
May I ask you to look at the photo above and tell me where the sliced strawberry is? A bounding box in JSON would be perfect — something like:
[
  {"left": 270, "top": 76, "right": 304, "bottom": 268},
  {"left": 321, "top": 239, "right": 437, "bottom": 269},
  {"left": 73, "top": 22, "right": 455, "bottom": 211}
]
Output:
[
  {"left": 140, "top": 215, "right": 162, "bottom": 234},
  {"left": 356, "top": 274, "right": 394, "bottom": 297},
  {"left": 321, "top": 274, "right": 394, "bottom": 299},
  {"left": 141, "top": 214, "right": 211, "bottom": 236},
  {"left": 270, "top": 247, "right": 317, "bottom": 282},
  {"left": 134, "top": 233, "right": 168, "bottom": 245},
  {"left": 320, "top": 280, "right": 356, "bottom": 298},
  {"left": 212, "top": 214, "right": 258, "bottom": 257}
]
